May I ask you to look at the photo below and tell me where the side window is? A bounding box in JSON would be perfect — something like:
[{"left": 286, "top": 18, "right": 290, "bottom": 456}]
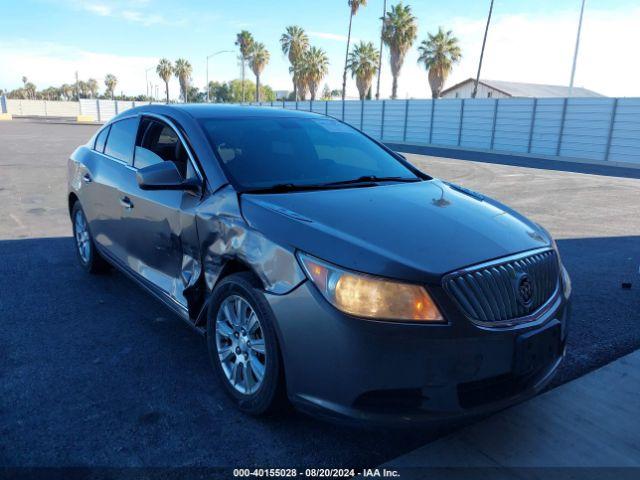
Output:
[
  {"left": 134, "top": 118, "right": 189, "bottom": 178},
  {"left": 104, "top": 118, "right": 138, "bottom": 165},
  {"left": 94, "top": 126, "right": 110, "bottom": 153}
]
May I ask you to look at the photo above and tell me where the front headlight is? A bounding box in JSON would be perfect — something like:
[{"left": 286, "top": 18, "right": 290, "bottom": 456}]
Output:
[{"left": 297, "top": 252, "right": 443, "bottom": 322}]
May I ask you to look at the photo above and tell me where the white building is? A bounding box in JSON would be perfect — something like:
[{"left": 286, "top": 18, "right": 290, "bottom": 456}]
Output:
[{"left": 440, "top": 78, "right": 604, "bottom": 99}]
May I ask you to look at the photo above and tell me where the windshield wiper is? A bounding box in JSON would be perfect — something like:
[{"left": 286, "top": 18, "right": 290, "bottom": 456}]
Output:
[
  {"left": 242, "top": 183, "right": 331, "bottom": 194},
  {"left": 319, "top": 175, "right": 421, "bottom": 187}
]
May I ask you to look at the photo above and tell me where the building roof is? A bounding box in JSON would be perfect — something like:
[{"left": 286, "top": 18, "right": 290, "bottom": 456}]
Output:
[{"left": 441, "top": 78, "right": 604, "bottom": 98}]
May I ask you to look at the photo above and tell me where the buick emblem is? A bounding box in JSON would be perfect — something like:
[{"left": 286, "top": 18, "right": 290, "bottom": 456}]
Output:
[{"left": 516, "top": 273, "right": 534, "bottom": 307}]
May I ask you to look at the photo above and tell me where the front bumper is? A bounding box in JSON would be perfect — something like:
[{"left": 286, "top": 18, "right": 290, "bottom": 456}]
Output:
[{"left": 266, "top": 280, "right": 570, "bottom": 426}]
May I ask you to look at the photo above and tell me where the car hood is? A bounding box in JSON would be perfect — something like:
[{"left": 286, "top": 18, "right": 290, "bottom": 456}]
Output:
[{"left": 240, "top": 179, "right": 551, "bottom": 284}]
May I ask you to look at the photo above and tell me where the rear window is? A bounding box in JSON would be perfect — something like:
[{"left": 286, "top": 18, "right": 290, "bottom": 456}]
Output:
[
  {"left": 198, "top": 116, "right": 417, "bottom": 190},
  {"left": 104, "top": 118, "right": 138, "bottom": 165},
  {"left": 94, "top": 126, "right": 110, "bottom": 153}
]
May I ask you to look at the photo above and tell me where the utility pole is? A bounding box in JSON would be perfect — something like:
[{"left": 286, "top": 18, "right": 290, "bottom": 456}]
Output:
[
  {"left": 206, "top": 50, "right": 233, "bottom": 102},
  {"left": 568, "top": 0, "right": 586, "bottom": 97},
  {"left": 472, "top": 0, "right": 494, "bottom": 99},
  {"left": 375, "top": 0, "right": 387, "bottom": 100},
  {"left": 145, "top": 67, "right": 154, "bottom": 99}
]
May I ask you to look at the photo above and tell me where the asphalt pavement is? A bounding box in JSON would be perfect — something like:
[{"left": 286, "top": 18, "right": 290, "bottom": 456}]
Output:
[{"left": 0, "top": 121, "right": 639, "bottom": 468}]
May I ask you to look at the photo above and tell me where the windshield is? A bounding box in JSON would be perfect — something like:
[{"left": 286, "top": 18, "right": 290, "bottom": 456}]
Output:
[{"left": 198, "top": 116, "right": 420, "bottom": 191}]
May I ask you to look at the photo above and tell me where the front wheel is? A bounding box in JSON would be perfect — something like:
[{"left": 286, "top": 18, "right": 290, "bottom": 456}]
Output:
[
  {"left": 206, "top": 272, "right": 287, "bottom": 415},
  {"left": 71, "top": 202, "right": 109, "bottom": 273}
]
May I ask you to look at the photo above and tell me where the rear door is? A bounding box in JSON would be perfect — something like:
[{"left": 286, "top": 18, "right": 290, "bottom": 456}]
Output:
[
  {"left": 81, "top": 117, "right": 139, "bottom": 264},
  {"left": 117, "top": 116, "right": 202, "bottom": 310}
]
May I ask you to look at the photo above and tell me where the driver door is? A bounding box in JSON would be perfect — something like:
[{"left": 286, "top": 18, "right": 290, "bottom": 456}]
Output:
[{"left": 117, "top": 116, "right": 202, "bottom": 310}]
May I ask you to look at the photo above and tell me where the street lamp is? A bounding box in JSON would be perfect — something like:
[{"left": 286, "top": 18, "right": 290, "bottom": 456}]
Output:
[
  {"left": 568, "top": 0, "right": 587, "bottom": 97},
  {"left": 145, "top": 66, "right": 154, "bottom": 98},
  {"left": 206, "top": 50, "right": 234, "bottom": 102}
]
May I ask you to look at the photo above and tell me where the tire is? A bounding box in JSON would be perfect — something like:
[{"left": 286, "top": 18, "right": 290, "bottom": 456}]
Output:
[
  {"left": 206, "top": 272, "right": 287, "bottom": 415},
  {"left": 71, "top": 201, "right": 109, "bottom": 274}
]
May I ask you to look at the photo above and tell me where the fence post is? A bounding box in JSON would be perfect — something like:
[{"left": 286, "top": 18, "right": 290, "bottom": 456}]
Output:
[
  {"left": 428, "top": 100, "right": 435, "bottom": 144},
  {"left": 95, "top": 99, "right": 101, "bottom": 122},
  {"left": 114, "top": 100, "right": 119, "bottom": 115},
  {"left": 604, "top": 98, "right": 619, "bottom": 162},
  {"left": 44, "top": 100, "right": 48, "bottom": 117},
  {"left": 527, "top": 98, "right": 538, "bottom": 153},
  {"left": 0, "top": 95, "right": 6, "bottom": 114},
  {"left": 282, "top": 99, "right": 285, "bottom": 109},
  {"left": 325, "top": 101, "right": 328, "bottom": 116},
  {"left": 360, "top": 99, "right": 364, "bottom": 130},
  {"left": 556, "top": 97, "right": 569, "bottom": 156},
  {"left": 490, "top": 99, "right": 499, "bottom": 150},
  {"left": 402, "top": 99, "right": 409, "bottom": 142},
  {"left": 380, "top": 100, "right": 386, "bottom": 140},
  {"left": 295, "top": 99, "right": 299, "bottom": 110},
  {"left": 309, "top": 99, "right": 313, "bottom": 112},
  {"left": 342, "top": 99, "right": 345, "bottom": 121},
  {"left": 457, "top": 99, "right": 465, "bottom": 146}
]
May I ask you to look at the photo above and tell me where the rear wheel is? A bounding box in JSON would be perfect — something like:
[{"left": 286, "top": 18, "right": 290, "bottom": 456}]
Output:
[
  {"left": 206, "top": 272, "right": 287, "bottom": 415},
  {"left": 71, "top": 202, "right": 109, "bottom": 273}
]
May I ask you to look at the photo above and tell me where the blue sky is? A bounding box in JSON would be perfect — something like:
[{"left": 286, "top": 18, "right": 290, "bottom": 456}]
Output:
[{"left": 1, "top": 0, "right": 639, "bottom": 98}]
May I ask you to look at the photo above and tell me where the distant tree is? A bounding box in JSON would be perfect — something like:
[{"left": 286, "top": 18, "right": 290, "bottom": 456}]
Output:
[
  {"left": 78, "top": 80, "right": 90, "bottom": 98},
  {"left": 341, "top": 0, "right": 368, "bottom": 101},
  {"left": 60, "top": 84, "right": 74, "bottom": 101},
  {"left": 156, "top": 58, "right": 173, "bottom": 103},
  {"left": 348, "top": 41, "right": 380, "bottom": 100},
  {"left": 280, "top": 25, "right": 309, "bottom": 101},
  {"left": 235, "top": 30, "right": 255, "bottom": 102},
  {"left": 321, "top": 84, "right": 331, "bottom": 100},
  {"left": 249, "top": 42, "right": 270, "bottom": 102},
  {"left": 174, "top": 58, "right": 193, "bottom": 102},
  {"left": 87, "top": 78, "right": 99, "bottom": 98},
  {"left": 24, "top": 82, "right": 37, "bottom": 100},
  {"left": 382, "top": 2, "right": 418, "bottom": 99},
  {"left": 104, "top": 74, "right": 118, "bottom": 100},
  {"left": 418, "top": 27, "right": 461, "bottom": 98}
]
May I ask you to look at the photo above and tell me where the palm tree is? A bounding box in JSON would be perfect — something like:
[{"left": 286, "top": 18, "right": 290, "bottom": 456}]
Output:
[
  {"left": 174, "top": 58, "right": 192, "bottom": 103},
  {"left": 289, "top": 63, "right": 308, "bottom": 100},
  {"left": 382, "top": 2, "right": 417, "bottom": 99},
  {"left": 341, "top": 0, "right": 367, "bottom": 100},
  {"left": 78, "top": 80, "right": 90, "bottom": 98},
  {"left": 60, "top": 84, "right": 74, "bottom": 101},
  {"left": 87, "top": 78, "right": 99, "bottom": 98},
  {"left": 249, "top": 42, "right": 270, "bottom": 102},
  {"left": 280, "top": 25, "right": 309, "bottom": 101},
  {"left": 235, "top": 30, "right": 255, "bottom": 103},
  {"left": 418, "top": 27, "right": 462, "bottom": 98},
  {"left": 348, "top": 41, "right": 380, "bottom": 100},
  {"left": 104, "top": 74, "right": 118, "bottom": 100},
  {"left": 300, "top": 46, "right": 329, "bottom": 101},
  {"left": 156, "top": 58, "right": 173, "bottom": 103}
]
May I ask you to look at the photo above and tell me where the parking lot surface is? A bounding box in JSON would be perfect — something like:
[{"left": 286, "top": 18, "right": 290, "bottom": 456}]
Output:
[{"left": 1, "top": 121, "right": 639, "bottom": 467}]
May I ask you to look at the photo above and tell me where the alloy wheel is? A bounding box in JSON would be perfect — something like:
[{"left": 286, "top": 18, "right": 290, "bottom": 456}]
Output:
[
  {"left": 74, "top": 210, "right": 91, "bottom": 263},
  {"left": 215, "top": 295, "right": 266, "bottom": 395}
]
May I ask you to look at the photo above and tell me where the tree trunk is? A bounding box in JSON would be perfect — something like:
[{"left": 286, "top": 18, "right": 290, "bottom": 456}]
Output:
[
  {"left": 341, "top": 12, "right": 354, "bottom": 101},
  {"left": 165, "top": 81, "right": 169, "bottom": 103},
  {"left": 256, "top": 74, "right": 260, "bottom": 102},
  {"left": 391, "top": 75, "right": 398, "bottom": 99},
  {"left": 293, "top": 78, "right": 297, "bottom": 102},
  {"left": 241, "top": 61, "right": 246, "bottom": 103}
]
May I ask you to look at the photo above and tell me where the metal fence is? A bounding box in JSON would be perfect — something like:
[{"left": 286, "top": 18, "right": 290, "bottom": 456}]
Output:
[
  {"left": 248, "top": 98, "right": 640, "bottom": 166},
  {"left": 2, "top": 96, "right": 639, "bottom": 166}
]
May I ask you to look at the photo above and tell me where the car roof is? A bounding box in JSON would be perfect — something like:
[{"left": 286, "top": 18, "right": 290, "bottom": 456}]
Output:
[{"left": 131, "top": 103, "right": 324, "bottom": 120}]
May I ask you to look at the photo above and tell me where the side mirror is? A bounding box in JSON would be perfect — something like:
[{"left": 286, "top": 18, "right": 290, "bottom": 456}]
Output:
[{"left": 136, "top": 161, "right": 200, "bottom": 192}]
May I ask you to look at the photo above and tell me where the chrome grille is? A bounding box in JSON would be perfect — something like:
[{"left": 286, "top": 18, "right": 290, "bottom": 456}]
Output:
[{"left": 443, "top": 249, "right": 560, "bottom": 325}]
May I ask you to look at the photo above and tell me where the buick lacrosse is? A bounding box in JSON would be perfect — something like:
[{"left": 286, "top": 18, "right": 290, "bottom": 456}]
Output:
[{"left": 68, "top": 105, "right": 571, "bottom": 424}]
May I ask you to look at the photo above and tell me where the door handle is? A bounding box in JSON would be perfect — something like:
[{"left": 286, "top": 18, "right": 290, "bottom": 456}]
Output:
[
  {"left": 82, "top": 173, "right": 92, "bottom": 183},
  {"left": 120, "top": 196, "right": 134, "bottom": 210}
]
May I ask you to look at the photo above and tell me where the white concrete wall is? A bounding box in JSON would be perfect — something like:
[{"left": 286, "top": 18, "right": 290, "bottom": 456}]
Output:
[{"left": 6, "top": 99, "right": 79, "bottom": 117}]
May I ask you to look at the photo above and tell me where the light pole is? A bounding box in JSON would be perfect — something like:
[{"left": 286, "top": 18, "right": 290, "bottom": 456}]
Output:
[
  {"left": 145, "top": 66, "right": 154, "bottom": 98},
  {"left": 568, "top": 0, "right": 586, "bottom": 97},
  {"left": 206, "top": 50, "right": 234, "bottom": 102},
  {"left": 472, "top": 0, "right": 494, "bottom": 99},
  {"left": 375, "top": 0, "right": 387, "bottom": 100}
]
